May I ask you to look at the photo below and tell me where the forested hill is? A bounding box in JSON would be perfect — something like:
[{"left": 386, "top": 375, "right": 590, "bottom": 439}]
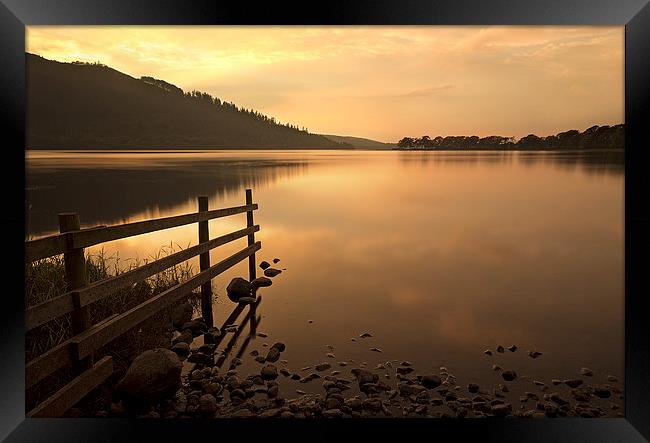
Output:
[
  {"left": 396, "top": 125, "right": 624, "bottom": 150},
  {"left": 26, "top": 53, "right": 350, "bottom": 150}
]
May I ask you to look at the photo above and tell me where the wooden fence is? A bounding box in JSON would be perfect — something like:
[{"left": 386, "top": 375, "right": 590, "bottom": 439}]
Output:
[{"left": 25, "top": 189, "right": 261, "bottom": 417}]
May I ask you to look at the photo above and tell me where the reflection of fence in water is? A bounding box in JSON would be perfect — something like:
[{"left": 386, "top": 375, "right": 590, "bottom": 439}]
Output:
[{"left": 210, "top": 296, "right": 261, "bottom": 371}]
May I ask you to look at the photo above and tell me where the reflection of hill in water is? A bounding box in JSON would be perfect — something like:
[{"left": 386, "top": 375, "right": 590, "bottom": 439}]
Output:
[
  {"left": 26, "top": 158, "right": 308, "bottom": 236},
  {"left": 397, "top": 150, "right": 624, "bottom": 176}
]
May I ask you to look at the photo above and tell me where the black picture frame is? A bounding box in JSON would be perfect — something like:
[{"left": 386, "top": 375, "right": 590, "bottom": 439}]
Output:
[{"left": 1, "top": 0, "right": 649, "bottom": 441}]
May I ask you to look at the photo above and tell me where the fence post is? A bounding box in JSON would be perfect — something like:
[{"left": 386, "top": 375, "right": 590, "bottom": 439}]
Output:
[
  {"left": 198, "top": 196, "right": 214, "bottom": 328},
  {"left": 245, "top": 189, "right": 257, "bottom": 283},
  {"left": 58, "top": 213, "right": 92, "bottom": 372}
]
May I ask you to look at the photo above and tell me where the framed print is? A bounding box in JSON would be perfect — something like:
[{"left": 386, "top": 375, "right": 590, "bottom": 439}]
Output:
[{"left": 1, "top": 0, "right": 649, "bottom": 441}]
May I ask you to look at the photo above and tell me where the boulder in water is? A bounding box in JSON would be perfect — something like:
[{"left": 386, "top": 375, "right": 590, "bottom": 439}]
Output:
[{"left": 227, "top": 277, "right": 251, "bottom": 302}]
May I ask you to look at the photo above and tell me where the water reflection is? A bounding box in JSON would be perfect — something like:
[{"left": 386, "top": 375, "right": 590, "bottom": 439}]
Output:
[
  {"left": 25, "top": 149, "right": 624, "bottom": 397},
  {"left": 397, "top": 149, "right": 624, "bottom": 176},
  {"left": 26, "top": 151, "right": 310, "bottom": 236}
]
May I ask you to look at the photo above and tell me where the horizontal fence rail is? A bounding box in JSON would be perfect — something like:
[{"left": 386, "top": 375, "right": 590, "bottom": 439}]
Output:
[
  {"left": 25, "top": 203, "right": 257, "bottom": 262},
  {"left": 26, "top": 225, "right": 260, "bottom": 331},
  {"left": 26, "top": 356, "right": 114, "bottom": 418}
]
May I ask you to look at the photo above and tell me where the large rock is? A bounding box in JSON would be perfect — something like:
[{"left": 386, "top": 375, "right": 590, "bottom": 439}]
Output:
[
  {"left": 115, "top": 348, "right": 182, "bottom": 402},
  {"left": 170, "top": 303, "right": 193, "bottom": 328},
  {"left": 227, "top": 278, "right": 251, "bottom": 302}
]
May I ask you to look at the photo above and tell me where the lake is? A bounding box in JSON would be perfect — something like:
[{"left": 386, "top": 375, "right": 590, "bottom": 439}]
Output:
[{"left": 26, "top": 149, "right": 624, "bottom": 412}]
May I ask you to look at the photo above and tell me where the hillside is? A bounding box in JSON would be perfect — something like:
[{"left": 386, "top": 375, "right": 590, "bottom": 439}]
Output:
[
  {"left": 26, "top": 53, "right": 350, "bottom": 150},
  {"left": 321, "top": 134, "right": 395, "bottom": 149}
]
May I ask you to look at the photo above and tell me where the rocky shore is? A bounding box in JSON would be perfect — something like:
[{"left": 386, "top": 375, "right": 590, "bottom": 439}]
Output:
[
  {"left": 105, "top": 336, "right": 623, "bottom": 419},
  {"left": 98, "top": 258, "right": 624, "bottom": 419}
]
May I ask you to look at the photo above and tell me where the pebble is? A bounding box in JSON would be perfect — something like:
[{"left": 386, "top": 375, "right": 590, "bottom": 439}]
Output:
[
  {"left": 260, "top": 364, "right": 278, "bottom": 380},
  {"left": 370, "top": 348, "right": 382, "bottom": 353},
  {"left": 421, "top": 374, "right": 442, "bottom": 389},
  {"left": 606, "top": 375, "right": 618, "bottom": 382},
  {"left": 264, "top": 268, "right": 282, "bottom": 277},
  {"left": 580, "top": 367, "right": 594, "bottom": 377},
  {"left": 326, "top": 353, "right": 336, "bottom": 359},
  {"left": 484, "top": 349, "right": 493, "bottom": 356},
  {"left": 496, "top": 346, "right": 505, "bottom": 353},
  {"left": 528, "top": 351, "right": 543, "bottom": 359},
  {"left": 259, "top": 261, "right": 271, "bottom": 270},
  {"left": 507, "top": 345, "right": 517, "bottom": 352},
  {"left": 359, "top": 333, "right": 373, "bottom": 338},
  {"left": 315, "top": 363, "right": 332, "bottom": 371},
  {"left": 501, "top": 370, "right": 517, "bottom": 381},
  {"left": 267, "top": 385, "right": 279, "bottom": 398},
  {"left": 492, "top": 365, "right": 502, "bottom": 371},
  {"left": 198, "top": 394, "right": 217, "bottom": 414},
  {"left": 257, "top": 332, "right": 268, "bottom": 338},
  {"left": 467, "top": 383, "right": 480, "bottom": 393},
  {"left": 564, "top": 379, "right": 583, "bottom": 388}
]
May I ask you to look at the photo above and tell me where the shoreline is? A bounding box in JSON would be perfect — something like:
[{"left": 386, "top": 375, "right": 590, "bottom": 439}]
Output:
[{"left": 99, "top": 316, "right": 624, "bottom": 419}]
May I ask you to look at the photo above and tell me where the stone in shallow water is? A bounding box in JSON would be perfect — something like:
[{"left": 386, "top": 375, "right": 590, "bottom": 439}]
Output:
[
  {"left": 273, "top": 258, "right": 281, "bottom": 263},
  {"left": 564, "top": 379, "right": 583, "bottom": 388},
  {"left": 315, "top": 363, "right": 332, "bottom": 371},
  {"left": 226, "top": 278, "right": 251, "bottom": 301},
  {"left": 496, "top": 346, "right": 505, "bottom": 353},
  {"left": 265, "top": 348, "right": 281, "bottom": 363},
  {"left": 259, "top": 261, "right": 271, "bottom": 270},
  {"left": 507, "top": 345, "right": 517, "bottom": 352},
  {"left": 261, "top": 364, "right": 278, "bottom": 380},
  {"left": 484, "top": 349, "right": 493, "bottom": 356},
  {"left": 501, "top": 370, "right": 517, "bottom": 382},
  {"left": 528, "top": 351, "right": 543, "bottom": 359},
  {"left": 264, "top": 268, "right": 282, "bottom": 277},
  {"left": 580, "top": 367, "right": 594, "bottom": 377},
  {"left": 359, "top": 333, "right": 372, "bottom": 338},
  {"left": 421, "top": 374, "right": 442, "bottom": 389},
  {"left": 251, "top": 277, "right": 273, "bottom": 288}
]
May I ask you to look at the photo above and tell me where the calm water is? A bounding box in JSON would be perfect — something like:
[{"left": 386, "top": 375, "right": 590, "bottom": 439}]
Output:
[{"left": 26, "top": 150, "right": 624, "bottom": 408}]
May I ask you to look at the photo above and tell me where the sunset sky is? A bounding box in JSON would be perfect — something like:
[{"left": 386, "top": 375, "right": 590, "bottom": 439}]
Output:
[{"left": 27, "top": 26, "right": 624, "bottom": 142}]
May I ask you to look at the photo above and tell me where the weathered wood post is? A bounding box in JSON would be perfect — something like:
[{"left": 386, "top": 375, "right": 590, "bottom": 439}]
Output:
[
  {"left": 245, "top": 189, "right": 256, "bottom": 282},
  {"left": 58, "top": 213, "right": 92, "bottom": 371},
  {"left": 198, "top": 196, "right": 214, "bottom": 328}
]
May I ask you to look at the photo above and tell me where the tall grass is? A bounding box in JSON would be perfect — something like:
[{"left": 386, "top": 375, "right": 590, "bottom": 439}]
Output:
[{"left": 25, "top": 242, "right": 202, "bottom": 412}]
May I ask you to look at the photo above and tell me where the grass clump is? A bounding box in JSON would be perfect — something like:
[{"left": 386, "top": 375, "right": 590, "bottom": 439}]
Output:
[{"left": 25, "top": 242, "right": 201, "bottom": 413}]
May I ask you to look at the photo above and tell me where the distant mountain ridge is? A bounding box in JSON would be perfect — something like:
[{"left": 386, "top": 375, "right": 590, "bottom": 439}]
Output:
[
  {"left": 26, "top": 53, "right": 350, "bottom": 150},
  {"left": 320, "top": 134, "right": 395, "bottom": 149}
]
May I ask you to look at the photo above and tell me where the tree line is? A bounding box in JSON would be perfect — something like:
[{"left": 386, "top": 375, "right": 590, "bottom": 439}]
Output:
[
  {"left": 141, "top": 77, "right": 312, "bottom": 134},
  {"left": 397, "top": 124, "right": 624, "bottom": 150}
]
